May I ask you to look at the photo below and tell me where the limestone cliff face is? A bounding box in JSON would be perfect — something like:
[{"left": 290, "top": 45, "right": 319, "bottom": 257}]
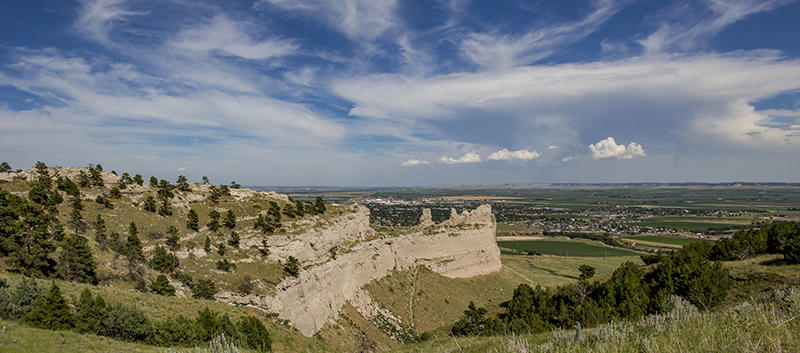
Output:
[{"left": 219, "top": 204, "right": 501, "bottom": 337}]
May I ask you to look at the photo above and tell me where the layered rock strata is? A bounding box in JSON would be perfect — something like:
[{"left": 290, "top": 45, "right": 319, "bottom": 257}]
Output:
[{"left": 219, "top": 204, "right": 501, "bottom": 336}]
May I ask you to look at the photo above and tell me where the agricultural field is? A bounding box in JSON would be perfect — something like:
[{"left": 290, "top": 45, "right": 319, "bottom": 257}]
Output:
[
  {"left": 497, "top": 239, "right": 642, "bottom": 257},
  {"left": 622, "top": 235, "right": 713, "bottom": 247}
]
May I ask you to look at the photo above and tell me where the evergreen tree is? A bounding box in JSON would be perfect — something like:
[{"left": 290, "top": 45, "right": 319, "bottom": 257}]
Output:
[
  {"left": 142, "top": 195, "right": 157, "bottom": 212},
  {"left": 176, "top": 175, "right": 191, "bottom": 191},
  {"left": 23, "top": 283, "right": 75, "bottom": 330},
  {"left": 187, "top": 209, "right": 199, "bottom": 231},
  {"left": 150, "top": 246, "right": 179, "bottom": 273},
  {"left": 6, "top": 277, "right": 44, "bottom": 320},
  {"left": 0, "top": 161, "right": 11, "bottom": 173},
  {"left": 58, "top": 234, "right": 98, "bottom": 284},
  {"left": 314, "top": 196, "right": 326, "bottom": 214},
  {"left": 238, "top": 316, "right": 272, "bottom": 352},
  {"left": 203, "top": 236, "right": 212, "bottom": 253},
  {"left": 126, "top": 223, "right": 144, "bottom": 280},
  {"left": 100, "top": 302, "right": 154, "bottom": 342},
  {"left": 149, "top": 176, "right": 158, "bottom": 187},
  {"left": 228, "top": 231, "right": 240, "bottom": 248},
  {"left": 75, "top": 288, "right": 106, "bottom": 334},
  {"left": 133, "top": 174, "right": 144, "bottom": 185},
  {"left": 207, "top": 210, "right": 221, "bottom": 232},
  {"left": 284, "top": 256, "right": 300, "bottom": 277},
  {"left": 78, "top": 170, "right": 91, "bottom": 187},
  {"left": 192, "top": 279, "right": 217, "bottom": 300},
  {"left": 223, "top": 209, "right": 236, "bottom": 229},
  {"left": 579, "top": 264, "right": 596, "bottom": 280},
  {"left": 94, "top": 215, "right": 108, "bottom": 251},
  {"left": 158, "top": 197, "right": 172, "bottom": 216},
  {"left": 88, "top": 165, "right": 104, "bottom": 187},
  {"left": 149, "top": 274, "right": 176, "bottom": 296},
  {"left": 69, "top": 193, "right": 85, "bottom": 235},
  {"left": 1, "top": 192, "right": 58, "bottom": 277},
  {"left": 165, "top": 226, "right": 180, "bottom": 251}
]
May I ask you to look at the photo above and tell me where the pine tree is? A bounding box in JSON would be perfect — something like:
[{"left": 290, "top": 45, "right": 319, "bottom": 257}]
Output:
[
  {"left": 314, "top": 196, "right": 326, "bottom": 214},
  {"left": 75, "top": 288, "right": 105, "bottom": 334},
  {"left": 207, "top": 210, "right": 220, "bottom": 232},
  {"left": 126, "top": 222, "right": 144, "bottom": 280},
  {"left": 133, "top": 174, "right": 144, "bottom": 185},
  {"left": 228, "top": 231, "right": 240, "bottom": 248},
  {"left": 187, "top": 209, "right": 199, "bottom": 231},
  {"left": 23, "top": 282, "right": 75, "bottom": 330},
  {"left": 143, "top": 195, "right": 157, "bottom": 212},
  {"left": 284, "top": 256, "right": 300, "bottom": 277},
  {"left": 223, "top": 209, "right": 236, "bottom": 229},
  {"left": 176, "top": 175, "right": 191, "bottom": 191},
  {"left": 58, "top": 234, "right": 98, "bottom": 284},
  {"left": 149, "top": 274, "right": 176, "bottom": 296},
  {"left": 150, "top": 246, "right": 179, "bottom": 273}
]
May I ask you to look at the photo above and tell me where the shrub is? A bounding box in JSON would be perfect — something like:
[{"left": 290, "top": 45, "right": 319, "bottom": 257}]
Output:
[
  {"left": 100, "top": 302, "right": 154, "bottom": 343},
  {"left": 150, "top": 274, "right": 176, "bottom": 296},
  {"left": 238, "top": 315, "right": 272, "bottom": 352},
  {"left": 192, "top": 279, "right": 218, "bottom": 300}
]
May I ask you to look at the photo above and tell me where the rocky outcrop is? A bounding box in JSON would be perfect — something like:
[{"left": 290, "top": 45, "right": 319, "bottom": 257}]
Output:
[{"left": 218, "top": 205, "right": 501, "bottom": 336}]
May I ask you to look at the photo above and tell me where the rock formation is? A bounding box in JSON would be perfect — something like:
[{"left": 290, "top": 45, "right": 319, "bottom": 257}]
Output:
[{"left": 218, "top": 204, "right": 501, "bottom": 336}]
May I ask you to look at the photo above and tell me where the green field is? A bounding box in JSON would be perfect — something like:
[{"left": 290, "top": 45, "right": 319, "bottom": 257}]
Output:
[
  {"left": 497, "top": 240, "right": 641, "bottom": 257},
  {"left": 633, "top": 220, "right": 744, "bottom": 231},
  {"left": 622, "top": 235, "right": 713, "bottom": 246}
]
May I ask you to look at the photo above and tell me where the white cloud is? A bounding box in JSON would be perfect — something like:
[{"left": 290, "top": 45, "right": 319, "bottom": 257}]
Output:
[
  {"left": 400, "top": 159, "right": 429, "bottom": 167},
  {"left": 177, "top": 167, "right": 187, "bottom": 172},
  {"left": 589, "top": 137, "right": 646, "bottom": 160},
  {"left": 439, "top": 152, "right": 482, "bottom": 164},
  {"left": 487, "top": 148, "right": 541, "bottom": 161},
  {"left": 334, "top": 51, "right": 800, "bottom": 156},
  {"left": 75, "top": 0, "right": 143, "bottom": 46},
  {"left": 258, "top": 0, "right": 399, "bottom": 42},
  {"left": 548, "top": 145, "right": 559, "bottom": 149},
  {"left": 171, "top": 16, "right": 298, "bottom": 60},
  {"left": 639, "top": 0, "right": 788, "bottom": 55},
  {"left": 459, "top": 0, "right": 634, "bottom": 69}
]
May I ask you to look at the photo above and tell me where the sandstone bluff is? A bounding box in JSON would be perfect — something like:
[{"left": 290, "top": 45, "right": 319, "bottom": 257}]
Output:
[{"left": 219, "top": 204, "right": 502, "bottom": 336}]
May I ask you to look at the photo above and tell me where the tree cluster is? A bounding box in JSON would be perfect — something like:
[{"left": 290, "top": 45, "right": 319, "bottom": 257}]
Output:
[
  {"left": 0, "top": 281, "right": 271, "bottom": 351},
  {"left": 709, "top": 222, "right": 800, "bottom": 262},
  {"left": 453, "top": 242, "right": 732, "bottom": 337}
]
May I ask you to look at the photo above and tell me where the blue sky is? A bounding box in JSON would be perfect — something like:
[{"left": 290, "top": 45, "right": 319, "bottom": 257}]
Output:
[{"left": 1, "top": 0, "right": 800, "bottom": 186}]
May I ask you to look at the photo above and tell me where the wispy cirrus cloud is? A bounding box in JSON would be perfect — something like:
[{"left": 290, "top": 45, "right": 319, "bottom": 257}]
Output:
[
  {"left": 460, "top": 0, "right": 635, "bottom": 69},
  {"left": 257, "top": 0, "right": 399, "bottom": 43},
  {"left": 639, "top": 0, "right": 791, "bottom": 54},
  {"left": 170, "top": 16, "right": 299, "bottom": 60}
]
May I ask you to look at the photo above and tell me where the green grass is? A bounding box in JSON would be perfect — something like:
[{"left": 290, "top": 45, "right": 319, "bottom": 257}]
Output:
[
  {"left": 0, "top": 319, "right": 163, "bottom": 353},
  {"left": 496, "top": 224, "right": 540, "bottom": 235},
  {"left": 622, "top": 235, "right": 713, "bottom": 246},
  {"left": 497, "top": 240, "right": 641, "bottom": 257},
  {"left": 501, "top": 255, "right": 642, "bottom": 288},
  {"left": 633, "top": 220, "right": 749, "bottom": 231}
]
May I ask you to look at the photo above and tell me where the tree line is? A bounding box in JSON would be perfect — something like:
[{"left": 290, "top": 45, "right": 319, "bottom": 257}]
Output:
[{"left": 0, "top": 277, "right": 271, "bottom": 351}]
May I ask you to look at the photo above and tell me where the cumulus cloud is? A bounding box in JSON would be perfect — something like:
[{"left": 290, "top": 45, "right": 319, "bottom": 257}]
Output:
[
  {"left": 589, "top": 137, "right": 646, "bottom": 160},
  {"left": 487, "top": 148, "right": 541, "bottom": 161},
  {"left": 439, "top": 152, "right": 482, "bottom": 165},
  {"left": 177, "top": 167, "right": 187, "bottom": 172},
  {"left": 400, "top": 159, "right": 429, "bottom": 167},
  {"left": 548, "top": 145, "right": 559, "bottom": 149}
]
